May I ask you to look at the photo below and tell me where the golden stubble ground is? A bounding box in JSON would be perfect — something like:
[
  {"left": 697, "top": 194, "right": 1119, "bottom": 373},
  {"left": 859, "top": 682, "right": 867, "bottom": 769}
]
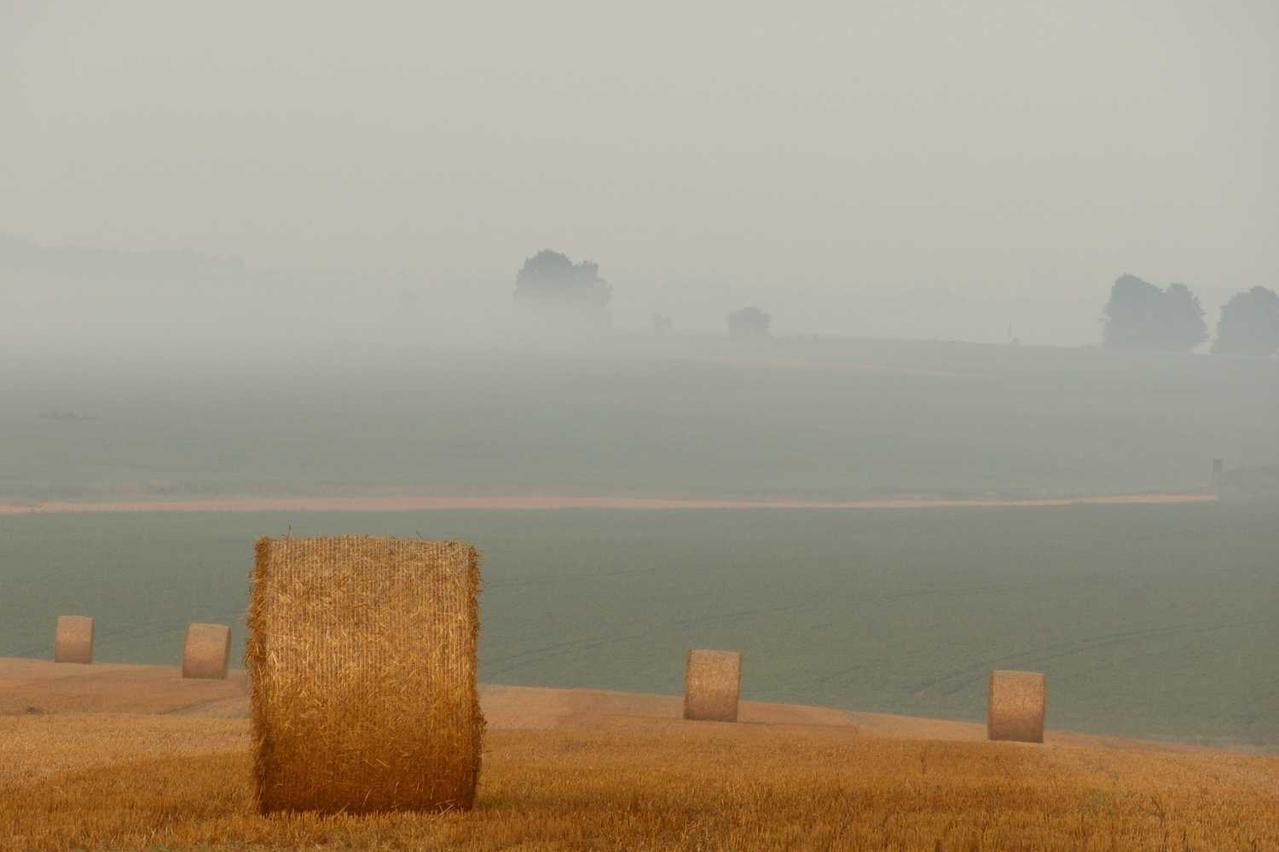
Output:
[{"left": 2, "top": 711, "right": 1277, "bottom": 852}]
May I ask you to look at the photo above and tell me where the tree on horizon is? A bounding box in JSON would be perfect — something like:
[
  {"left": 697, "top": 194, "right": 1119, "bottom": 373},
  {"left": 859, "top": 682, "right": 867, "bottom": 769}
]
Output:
[
  {"left": 513, "top": 249, "right": 611, "bottom": 310},
  {"left": 1212, "top": 286, "right": 1279, "bottom": 357},
  {"left": 727, "top": 306, "right": 771, "bottom": 342},
  {"left": 1102, "top": 274, "right": 1207, "bottom": 351}
]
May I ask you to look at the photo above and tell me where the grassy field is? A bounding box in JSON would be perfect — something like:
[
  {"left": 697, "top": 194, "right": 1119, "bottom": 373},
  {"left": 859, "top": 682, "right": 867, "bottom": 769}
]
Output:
[
  {"left": 2, "top": 502, "right": 1276, "bottom": 748},
  {"left": 1, "top": 340, "right": 1274, "bottom": 504},
  {"left": 2, "top": 710, "right": 1276, "bottom": 851}
]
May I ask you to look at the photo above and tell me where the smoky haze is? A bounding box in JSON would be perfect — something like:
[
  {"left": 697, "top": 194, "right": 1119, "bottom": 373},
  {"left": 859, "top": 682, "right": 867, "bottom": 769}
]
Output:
[
  {"left": 4, "top": 2, "right": 1279, "bottom": 773},
  {"left": 2, "top": 1, "right": 1277, "bottom": 349}
]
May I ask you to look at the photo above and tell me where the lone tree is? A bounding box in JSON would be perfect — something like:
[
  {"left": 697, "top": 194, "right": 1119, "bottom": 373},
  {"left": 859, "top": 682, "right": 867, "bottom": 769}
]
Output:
[
  {"left": 1212, "top": 286, "right": 1279, "bottom": 357},
  {"left": 1102, "top": 274, "right": 1207, "bottom": 351},
  {"left": 727, "top": 306, "right": 770, "bottom": 342},
  {"left": 514, "top": 250, "right": 610, "bottom": 315}
]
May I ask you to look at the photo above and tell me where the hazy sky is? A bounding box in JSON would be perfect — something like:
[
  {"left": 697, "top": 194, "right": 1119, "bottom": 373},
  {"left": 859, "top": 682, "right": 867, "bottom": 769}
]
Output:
[{"left": 3, "top": 1, "right": 1276, "bottom": 297}]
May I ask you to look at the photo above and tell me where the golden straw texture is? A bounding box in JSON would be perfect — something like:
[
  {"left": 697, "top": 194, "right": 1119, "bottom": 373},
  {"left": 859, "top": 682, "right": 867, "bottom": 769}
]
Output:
[
  {"left": 683, "top": 649, "right": 741, "bottom": 722},
  {"left": 53, "top": 615, "right": 93, "bottom": 664},
  {"left": 987, "top": 669, "right": 1046, "bottom": 743},
  {"left": 246, "top": 536, "right": 483, "bottom": 814},
  {"left": 182, "top": 623, "right": 231, "bottom": 680}
]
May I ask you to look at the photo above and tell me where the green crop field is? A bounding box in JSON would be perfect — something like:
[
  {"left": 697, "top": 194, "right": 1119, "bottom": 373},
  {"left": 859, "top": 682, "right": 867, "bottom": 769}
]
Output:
[
  {"left": 1, "top": 340, "right": 1274, "bottom": 504},
  {"left": 2, "top": 502, "right": 1275, "bottom": 749}
]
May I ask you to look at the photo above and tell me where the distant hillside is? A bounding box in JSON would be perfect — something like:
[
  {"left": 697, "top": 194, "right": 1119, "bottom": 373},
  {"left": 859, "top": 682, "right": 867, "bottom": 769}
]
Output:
[{"left": 0, "top": 233, "right": 246, "bottom": 283}]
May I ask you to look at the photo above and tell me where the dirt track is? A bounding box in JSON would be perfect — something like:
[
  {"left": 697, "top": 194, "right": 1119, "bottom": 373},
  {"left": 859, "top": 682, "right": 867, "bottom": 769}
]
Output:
[{"left": 0, "top": 492, "right": 1216, "bottom": 515}]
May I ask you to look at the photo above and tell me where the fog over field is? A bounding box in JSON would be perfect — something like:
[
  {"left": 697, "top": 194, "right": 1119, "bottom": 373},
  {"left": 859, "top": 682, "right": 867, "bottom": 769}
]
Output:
[
  {"left": 3, "top": 1, "right": 1278, "bottom": 349},
  {"left": 1, "top": 1, "right": 1277, "bottom": 757},
  {"left": 0, "top": 341, "right": 1276, "bottom": 505}
]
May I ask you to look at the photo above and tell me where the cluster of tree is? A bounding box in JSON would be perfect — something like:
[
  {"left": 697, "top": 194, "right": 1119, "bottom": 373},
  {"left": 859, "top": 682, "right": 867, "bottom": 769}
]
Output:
[
  {"left": 1212, "top": 287, "right": 1279, "bottom": 356},
  {"left": 1102, "top": 275, "right": 1207, "bottom": 351},
  {"left": 727, "top": 306, "right": 771, "bottom": 342},
  {"left": 515, "top": 250, "right": 779, "bottom": 342},
  {"left": 511, "top": 255, "right": 1275, "bottom": 355},
  {"left": 514, "top": 250, "right": 610, "bottom": 316},
  {"left": 1103, "top": 275, "right": 1279, "bottom": 356}
]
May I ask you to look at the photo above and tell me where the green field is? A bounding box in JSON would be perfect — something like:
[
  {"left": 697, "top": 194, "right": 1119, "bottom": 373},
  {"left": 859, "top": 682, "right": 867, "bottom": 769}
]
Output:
[
  {"left": 1, "top": 340, "right": 1274, "bottom": 504},
  {"left": 2, "top": 340, "right": 1275, "bottom": 747},
  {"left": 2, "top": 503, "right": 1275, "bottom": 749}
]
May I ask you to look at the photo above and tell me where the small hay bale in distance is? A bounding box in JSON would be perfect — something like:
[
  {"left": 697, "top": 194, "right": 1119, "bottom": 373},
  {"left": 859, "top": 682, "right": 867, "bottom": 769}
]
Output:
[
  {"left": 683, "top": 648, "right": 742, "bottom": 722},
  {"left": 54, "top": 615, "right": 94, "bottom": 664},
  {"left": 247, "top": 536, "right": 484, "bottom": 814},
  {"left": 987, "top": 669, "right": 1046, "bottom": 743},
  {"left": 182, "top": 622, "right": 231, "bottom": 679}
]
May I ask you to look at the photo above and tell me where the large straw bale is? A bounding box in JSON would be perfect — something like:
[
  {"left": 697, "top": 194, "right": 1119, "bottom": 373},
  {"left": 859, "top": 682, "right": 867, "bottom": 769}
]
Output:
[
  {"left": 683, "top": 649, "right": 741, "bottom": 722},
  {"left": 987, "top": 669, "right": 1046, "bottom": 743},
  {"left": 54, "top": 615, "right": 94, "bottom": 664},
  {"left": 246, "top": 536, "right": 483, "bottom": 814},
  {"left": 182, "top": 622, "right": 231, "bottom": 679}
]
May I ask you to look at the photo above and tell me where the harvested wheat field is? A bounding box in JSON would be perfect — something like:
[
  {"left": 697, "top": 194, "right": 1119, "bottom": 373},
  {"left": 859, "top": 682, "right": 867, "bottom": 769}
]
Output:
[{"left": 1, "top": 659, "right": 1277, "bottom": 850}]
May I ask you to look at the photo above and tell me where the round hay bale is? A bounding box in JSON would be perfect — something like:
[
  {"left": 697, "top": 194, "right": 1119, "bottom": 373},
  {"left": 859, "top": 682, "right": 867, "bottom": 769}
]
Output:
[
  {"left": 183, "top": 622, "right": 231, "bottom": 680},
  {"left": 247, "top": 536, "right": 484, "bottom": 814},
  {"left": 54, "top": 615, "right": 94, "bottom": 664},
  {"left": 683, "top": 649, "right": 741, "bottom": 722},
  {"left": 987, "top": 669, "right": 1046, "bottom": 743}
]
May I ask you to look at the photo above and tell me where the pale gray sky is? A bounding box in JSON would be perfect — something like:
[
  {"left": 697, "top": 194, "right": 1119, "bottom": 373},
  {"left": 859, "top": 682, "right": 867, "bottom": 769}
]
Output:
[{"left": 3, "top": 1, "right": 1276, "bottom": 315}]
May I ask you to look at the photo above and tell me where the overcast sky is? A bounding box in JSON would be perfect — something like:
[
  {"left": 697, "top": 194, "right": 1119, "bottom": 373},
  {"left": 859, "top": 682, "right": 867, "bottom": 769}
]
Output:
[{"left": 3, "top": 1, "right": 1276, "bottom": 304}]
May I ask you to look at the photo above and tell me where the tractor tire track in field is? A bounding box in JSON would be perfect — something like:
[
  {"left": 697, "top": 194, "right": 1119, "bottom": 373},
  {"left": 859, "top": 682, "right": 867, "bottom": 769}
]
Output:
[
  {"left": 482, "top": 601, "right": 811, "bottom": 679},
  {"left": 909, "top": 618, "right": 1270, "bottom": 698}
]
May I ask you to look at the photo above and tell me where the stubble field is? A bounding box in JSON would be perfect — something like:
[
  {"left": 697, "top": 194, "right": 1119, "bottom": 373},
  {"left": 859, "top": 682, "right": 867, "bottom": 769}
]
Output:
[{"left": 2, "top": 669, "right": 1277, "bottom": 851}]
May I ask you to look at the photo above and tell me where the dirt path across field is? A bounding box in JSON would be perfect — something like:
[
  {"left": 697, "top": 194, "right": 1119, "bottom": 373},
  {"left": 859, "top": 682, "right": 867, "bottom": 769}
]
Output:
[{"left": 0, "top": 492, "right": 1216, "bottom": 515}]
